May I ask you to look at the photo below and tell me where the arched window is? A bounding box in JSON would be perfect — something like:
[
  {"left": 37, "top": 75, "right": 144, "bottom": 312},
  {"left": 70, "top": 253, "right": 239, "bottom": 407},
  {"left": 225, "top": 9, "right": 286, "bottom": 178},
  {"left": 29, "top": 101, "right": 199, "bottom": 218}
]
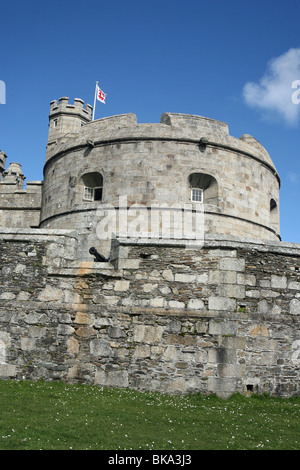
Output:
[
  {"left": 188, "top": 173, "right": 218, "bottom": 205},
  {"left": 270, "top": 198, "right": 277, "bottom": 212},
  {"left": 81, "top": 172, "right": 103, "bottom": 202},
  {"left": 270, "top": 198, "right": 278, "bottom": 225}
]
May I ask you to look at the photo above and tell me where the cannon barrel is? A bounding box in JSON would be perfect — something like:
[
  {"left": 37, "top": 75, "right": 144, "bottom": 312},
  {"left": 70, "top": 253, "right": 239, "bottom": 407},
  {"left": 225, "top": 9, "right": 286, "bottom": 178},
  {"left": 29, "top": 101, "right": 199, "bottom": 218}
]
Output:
[{"left": 89, "top": 247, "right": 110, "bottom": 262}]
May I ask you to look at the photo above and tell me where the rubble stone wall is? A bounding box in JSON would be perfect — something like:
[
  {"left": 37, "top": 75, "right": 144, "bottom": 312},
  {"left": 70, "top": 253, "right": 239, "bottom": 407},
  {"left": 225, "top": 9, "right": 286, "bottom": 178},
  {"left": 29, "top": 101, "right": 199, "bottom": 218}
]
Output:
[{"left": 0, "top": 229, "right": 299, "bottom": 397}]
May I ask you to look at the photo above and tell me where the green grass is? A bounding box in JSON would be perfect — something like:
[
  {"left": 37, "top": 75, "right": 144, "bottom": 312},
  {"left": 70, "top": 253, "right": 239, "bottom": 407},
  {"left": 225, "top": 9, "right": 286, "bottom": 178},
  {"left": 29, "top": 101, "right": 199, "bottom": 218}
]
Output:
[{"left": 0, "top": 379, "right": 299, "bottom": 450}]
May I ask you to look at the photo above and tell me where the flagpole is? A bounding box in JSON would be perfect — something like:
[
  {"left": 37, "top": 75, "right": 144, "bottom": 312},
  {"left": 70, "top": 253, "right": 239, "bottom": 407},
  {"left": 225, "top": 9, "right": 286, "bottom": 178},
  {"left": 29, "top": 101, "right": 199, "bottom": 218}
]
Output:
[{"left": 92, "top": 81, "right": 98, "bottom": 121}]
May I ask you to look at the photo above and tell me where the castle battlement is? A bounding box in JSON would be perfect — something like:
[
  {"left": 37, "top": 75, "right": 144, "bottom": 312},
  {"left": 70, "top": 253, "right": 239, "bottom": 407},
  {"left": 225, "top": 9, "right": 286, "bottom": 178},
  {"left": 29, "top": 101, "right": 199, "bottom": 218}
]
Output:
[
  {"left": 49, "top": 97, "right": 93, "bottom": 119},
  {"left": 47, "top": 97, "right": 93, "bottom": 156},
  {"left": 161, "top": 112, "right": 230, "bottom": 135},
  {"left": 0, "top": 159, "right": 42, "bottom": 228}
]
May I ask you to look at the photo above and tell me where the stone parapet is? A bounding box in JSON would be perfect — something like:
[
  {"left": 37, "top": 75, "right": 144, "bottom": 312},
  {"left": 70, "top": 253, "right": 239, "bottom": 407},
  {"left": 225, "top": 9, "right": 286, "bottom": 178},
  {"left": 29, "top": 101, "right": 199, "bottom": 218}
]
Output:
[{"left": 45, "top": 113, "right": 278, "bottom": 177}]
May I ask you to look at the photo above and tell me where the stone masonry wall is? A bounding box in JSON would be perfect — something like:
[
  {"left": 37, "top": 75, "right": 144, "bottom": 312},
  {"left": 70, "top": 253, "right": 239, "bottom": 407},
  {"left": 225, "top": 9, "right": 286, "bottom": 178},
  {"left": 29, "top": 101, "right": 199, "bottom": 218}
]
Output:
[
  {"left": 0, "top": 229, "right": 299, "bottom": 397},
  {"left": 41, "top": 112, "right": 280, "bottom": 247},
  {"left": 0, "top": 181, "right": 42, "bottom": 228}
]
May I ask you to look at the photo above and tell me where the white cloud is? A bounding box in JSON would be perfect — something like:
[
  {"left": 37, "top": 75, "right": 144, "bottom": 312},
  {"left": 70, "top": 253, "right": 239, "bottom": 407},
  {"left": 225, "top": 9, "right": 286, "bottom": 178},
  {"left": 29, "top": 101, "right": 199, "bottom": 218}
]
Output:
[
  {"left": 287, "top": 171, "right": 300, "bottom": 184},
  {"left": 243, "top": 48, "right": 300, "bottom": 126}
]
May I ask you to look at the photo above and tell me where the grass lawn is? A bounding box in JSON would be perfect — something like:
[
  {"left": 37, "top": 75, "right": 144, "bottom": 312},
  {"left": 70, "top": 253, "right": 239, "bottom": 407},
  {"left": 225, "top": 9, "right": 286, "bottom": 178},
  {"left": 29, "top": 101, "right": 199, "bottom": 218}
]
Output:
[{"left": 0, "top": 379, "right": 299, "bottom": 450}]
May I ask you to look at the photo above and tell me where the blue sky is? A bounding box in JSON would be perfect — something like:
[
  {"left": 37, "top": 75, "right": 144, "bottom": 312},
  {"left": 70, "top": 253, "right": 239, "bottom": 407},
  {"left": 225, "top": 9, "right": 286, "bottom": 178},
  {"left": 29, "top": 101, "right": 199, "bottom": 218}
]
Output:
[{"left": 0, "top": 0, "right": 299, "bottom": 243}]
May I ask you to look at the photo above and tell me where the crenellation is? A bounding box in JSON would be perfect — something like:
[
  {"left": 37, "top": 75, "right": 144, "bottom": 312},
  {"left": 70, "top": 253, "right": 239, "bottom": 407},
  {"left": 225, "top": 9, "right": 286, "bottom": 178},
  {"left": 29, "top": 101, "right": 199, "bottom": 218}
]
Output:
[
  {"left": 49, "top": 96, "right": 93, "bottom": 119},
  {"left": 161, "top": 112, "right": 230, "bottom": 136}
]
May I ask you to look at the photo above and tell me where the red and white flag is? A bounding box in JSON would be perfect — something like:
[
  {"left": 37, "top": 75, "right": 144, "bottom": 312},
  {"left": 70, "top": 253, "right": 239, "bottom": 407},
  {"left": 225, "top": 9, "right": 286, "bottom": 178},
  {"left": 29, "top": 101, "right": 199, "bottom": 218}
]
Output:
[
  {"left": 96, "top": 85, "right": 106, "bottom": 104},
  {"left": 92, "top": 81, "right": 107, "bottom": 120}
]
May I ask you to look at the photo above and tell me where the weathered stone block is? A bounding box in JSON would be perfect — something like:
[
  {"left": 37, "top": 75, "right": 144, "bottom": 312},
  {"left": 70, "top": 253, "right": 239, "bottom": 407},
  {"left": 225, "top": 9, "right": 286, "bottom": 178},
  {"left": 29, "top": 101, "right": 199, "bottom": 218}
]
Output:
[
  {"left": 117, "top": 259, "right": 140, "bottom": 269},
  {"left": 133, "top": 345, "right": 150, "bottom": 358},
  {"left": 207, "top": 377, "right": 237, "bottom": 395},
  {"left": 95, "top": 369, "right": 128, "bottom": 388},
  {"left": 14, "top": 264, "right": 27, "bottom": 273},
  {"left": 208, "top": 296, "right": 236, "bottom": 311},
  {"left": 187, "top": 298, "right": 205, "bottom": 310},
  {"left": 290, "top": 299, "right": 300, "bottom": 315},
  {"left": 143, "top": 283, "right": 158, "bottom": 292},
  {"left": 257, "top": 301, "right": 269, "bottom": 314},
  {"left": 162, "top": 345, "right": 180, "bottom": 361},
  {"left": 134, "top": 325, "right": 163, "bottom": 343},
  {"left": 175, "top": 273, "right": 196, "bottom": 283},
  {"left": 74, "top": 312, "right": 93, "bottom": 325},
  {"left": 67, "top": 337, "right": 79, "bottom": 355},
  {"left": 208, "top": 320, "right": 237, "bottom": 335},
  {"left": 0, "top": 364, "right": 17, "bottom": 378},
  {"left": 218, "top": 284, "right": 245, "bottom": 299},
  {"left": 38, "top": 285, "right": 63, "bottom": 302},
  {"left": 114, "top": 280, "right": 130, "bottom": 291},
  {"left": 0, "top": 292, "right": 16, "bottom": 300},
  {"left": 17, "top": 291, "right": 30, "bottom": 301},
  {"left": 209, "top": 270, "right": 237, "bottom": 284},
  {"left": 160, "top": 269, "right": 173, "bottom": 282},
  {"left": 217, "top": 363, "right": 245, "bottom": 378},
  {"left": 149, "top": 297, "right": 166, "bottom": 308},
  {"left": 167, "top": 299, "right": 184, "bottom": 309},
  {"left": 250, "top": 325, "right": 269, "bottom": 337},
  {"left": 57, "top": 324, "right": 75, "bottom": 336},
  {"left": 288, "top": 280, "right": 300, "bottom": 290},
  {"left": 196, "top": 273, "right": 208, "bottom": 284},
  {"left": 90, "top": 339, "right": 112, "bottom": 357},
  {"left": 219, "top": 258, "right": 245, "bottom": 272},
  {"left": 271, "top": 275, "right": 287, "bottom": 289},
  {"left": 108, "top": 326, "right": 126, "bottom": 338},
  {"left": 164, "top": 377, "right": 187, "bottom": 393},
  {"left": 21, "top": 337, "right": 36, "bottom": 351},
  {"left": 237, "top": 273, "right": 256, "bottom": 286}
]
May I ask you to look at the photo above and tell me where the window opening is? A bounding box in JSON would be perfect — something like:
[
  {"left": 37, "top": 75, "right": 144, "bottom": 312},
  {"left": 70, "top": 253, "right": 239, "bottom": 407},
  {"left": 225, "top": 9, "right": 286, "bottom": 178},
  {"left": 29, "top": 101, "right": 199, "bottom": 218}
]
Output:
[
  {"left": 81, "top": 172, "right": 103, "bottom": 203},
  {"left": 270, "top": 198, "right": 277, "bottom": 211},
  {"left": 83, "top": 187, "right": 94, "bottom": 201},
  {"left": 188, "top": 173, "right": 218, "bottom": 205},
  {"left": 191, "top": 188, "right": 203, "bottom": 203},
  {"left": 83, "top": 186, "right": 102, "bottom": 202},
  {"left": 94, "top": 187, "right": 103, "bottom": 201}
]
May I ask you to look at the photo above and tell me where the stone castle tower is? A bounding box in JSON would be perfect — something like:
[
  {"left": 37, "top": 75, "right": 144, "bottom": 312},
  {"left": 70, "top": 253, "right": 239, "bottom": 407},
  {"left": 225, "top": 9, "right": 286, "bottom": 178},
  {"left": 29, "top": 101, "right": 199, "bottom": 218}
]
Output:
[
  {"left": 0, "top": 98, "right": 299, "bottom": 398},
  {"left": 1, "top": 97, "right": 281, "bottom": 256},
  {"left": 40, "top": 98, "right": 280, "bottom": 259}
]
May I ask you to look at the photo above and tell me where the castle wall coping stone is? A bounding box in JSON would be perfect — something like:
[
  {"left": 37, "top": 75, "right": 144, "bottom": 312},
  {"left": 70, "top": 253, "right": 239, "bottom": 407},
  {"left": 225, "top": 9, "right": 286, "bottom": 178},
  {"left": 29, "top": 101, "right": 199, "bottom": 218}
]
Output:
[
  {"left": 1, "top": 229, "right": 299, "bottom": 259},
  {"left": 0, "top": 228, "right": 78, "bottom": 241},
  {"left": 0, "top": 299, "right": 295, "bottom": 323},
  {"left": 47, "top": 263, "right": 117, "bottom": 278},
  {"left": 112, "top": 235, "right": 300, "bottom": 256}
]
